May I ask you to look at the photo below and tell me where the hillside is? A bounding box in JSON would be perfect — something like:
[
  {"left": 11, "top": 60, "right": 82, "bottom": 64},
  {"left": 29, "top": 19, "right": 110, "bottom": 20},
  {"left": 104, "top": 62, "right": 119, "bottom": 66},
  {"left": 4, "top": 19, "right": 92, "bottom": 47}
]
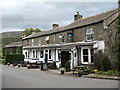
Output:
[{"left": 0, "top": 31, "right": 23, "bottom": 47}]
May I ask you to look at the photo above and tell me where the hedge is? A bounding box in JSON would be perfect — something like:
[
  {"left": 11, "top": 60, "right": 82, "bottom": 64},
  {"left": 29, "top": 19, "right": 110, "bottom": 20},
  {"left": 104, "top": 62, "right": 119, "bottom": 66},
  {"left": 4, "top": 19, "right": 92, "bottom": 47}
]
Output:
[{"left": 5, "top": 54, "right": 24, "bottom": 64}]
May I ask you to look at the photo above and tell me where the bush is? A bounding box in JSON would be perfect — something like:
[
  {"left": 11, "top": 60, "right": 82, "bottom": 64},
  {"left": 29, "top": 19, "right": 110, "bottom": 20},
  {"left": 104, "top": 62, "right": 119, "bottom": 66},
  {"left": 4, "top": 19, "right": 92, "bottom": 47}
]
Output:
[
  {"left": 5, "top": 54, "right": 24, "bottom": 64},
  {"left": 101, "top": 55, "right": 111, "bottom": 71},
  {"left": 50, "top": 61, "right": 57, "bottom": 69},
  {"left": 65, "top": 61, "right": 70, "bottom": 71},
  {"left": 2, "top": 59, "right": 6, "bottom": 64}
]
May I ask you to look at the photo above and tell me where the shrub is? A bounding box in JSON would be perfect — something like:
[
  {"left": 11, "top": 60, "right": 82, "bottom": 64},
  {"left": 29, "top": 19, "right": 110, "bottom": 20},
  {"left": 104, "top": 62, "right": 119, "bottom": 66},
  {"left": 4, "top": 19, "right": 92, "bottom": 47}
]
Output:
[
  {"left": 2, "top": 59, "right": 6, "bottom": 64},
  {"left": 5, "top": 54, "right": 24, "bottom": 64},
  {"left": 101, "top": 55, "right": 111, "bottom": 71},
  {"left": 50, "top": 61, "right": 57, "bottom": 69},
  {"left": 65, "top": 61, "right": 70, "bottom": 71}
]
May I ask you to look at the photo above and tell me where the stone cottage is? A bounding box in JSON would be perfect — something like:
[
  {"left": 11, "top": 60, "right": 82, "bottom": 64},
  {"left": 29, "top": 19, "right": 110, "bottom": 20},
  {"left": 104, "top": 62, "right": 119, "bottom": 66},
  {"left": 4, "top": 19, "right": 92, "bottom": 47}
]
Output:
[
  {"left": 22, "top": 8, "right": 119, "bottom": 69},
  {"left": 5, "top": 41, "right": 22, "bottom": 55}
]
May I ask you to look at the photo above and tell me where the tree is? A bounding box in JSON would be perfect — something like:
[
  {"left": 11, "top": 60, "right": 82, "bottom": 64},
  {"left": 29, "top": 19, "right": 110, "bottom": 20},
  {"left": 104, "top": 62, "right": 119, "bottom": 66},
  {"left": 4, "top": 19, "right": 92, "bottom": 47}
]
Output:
[{"left": 22, "top": 28, "right": 41, "bottom": 37}]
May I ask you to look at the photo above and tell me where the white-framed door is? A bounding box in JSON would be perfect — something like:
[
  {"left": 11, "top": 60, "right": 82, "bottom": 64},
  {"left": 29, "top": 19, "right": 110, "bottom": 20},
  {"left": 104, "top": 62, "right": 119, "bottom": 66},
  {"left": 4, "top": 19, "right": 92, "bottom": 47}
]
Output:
[{"left": 81, "top": 47, "right": 91, "bottom": 64}]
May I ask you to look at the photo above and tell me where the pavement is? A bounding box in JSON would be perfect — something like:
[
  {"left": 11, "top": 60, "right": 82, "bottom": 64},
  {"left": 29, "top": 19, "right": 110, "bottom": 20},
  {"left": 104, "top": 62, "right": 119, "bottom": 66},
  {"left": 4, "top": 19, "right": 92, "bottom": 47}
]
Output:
[
  {"left": 2, "top": 65, "right": 119, "bottom": 88},
  {"left": 10, "top": 64, "right": 120, "bottom": 80}
]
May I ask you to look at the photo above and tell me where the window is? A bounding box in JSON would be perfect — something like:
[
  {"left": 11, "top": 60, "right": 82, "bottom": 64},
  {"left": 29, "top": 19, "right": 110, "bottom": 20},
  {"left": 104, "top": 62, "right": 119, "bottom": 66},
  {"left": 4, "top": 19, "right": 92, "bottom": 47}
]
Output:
[
  {"left": 81, "top": 48, "right": 94, "bottom": 64},
  {"left": 36, "top": 50, "right": 38, "bottom": 58},
  {"left": 59, "top": 34, "right": 64, "bottom": 43},
  {"left": 31, "top": 39, "right": 34, "bottom": 46},
  {"left": 45, "top": 36, "right": 49, "bottom": 44},
  {"left": 33, "top": 50, "right": 38, "bottom": 58},
  {"left": 33, "top": 50, "right": 35, "bottom": 58},
  {"left": 28, "top": 52, "right": 29, "bottom": 58},
  {"left": 83, "top": 49, "right": 89, "bottom": 62},
  {"left": 25, "top": 52, "right": 27, "bottom": 58},
  {"left": 49, "top": 50, "right": 51, "bottom": 59},
  {"left": 86, "top": 28, "right": 93, "bottom": 41},
  {"left": 40, "top": 51, "right": 44, "bottom": 58}
]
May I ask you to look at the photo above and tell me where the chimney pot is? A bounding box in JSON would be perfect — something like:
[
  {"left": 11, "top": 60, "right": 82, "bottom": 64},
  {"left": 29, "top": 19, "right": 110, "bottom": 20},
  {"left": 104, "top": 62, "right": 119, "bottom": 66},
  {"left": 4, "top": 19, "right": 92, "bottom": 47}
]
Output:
[
  {"left": 74, "top": 12, "right": 83, "bottom": 21},
  {"left": 53, "top": 24, "right": 59, "bottom": 29}
]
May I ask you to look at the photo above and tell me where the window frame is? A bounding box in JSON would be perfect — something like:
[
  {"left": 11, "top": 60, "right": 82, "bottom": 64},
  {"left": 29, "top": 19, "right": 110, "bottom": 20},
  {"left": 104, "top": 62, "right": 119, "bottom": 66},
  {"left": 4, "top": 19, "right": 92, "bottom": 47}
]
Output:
[
  {"left": 45, "top": 36, "right": 50, "bottom": 44},
  {"left": 31, "top": 39, "right": 34, "bottom": 46},
  {"left": 59, "top": 34, "right": 64, "bottom": 43},
  {"left": 86, "top": 28, "right": 93, "bottom": 41}
]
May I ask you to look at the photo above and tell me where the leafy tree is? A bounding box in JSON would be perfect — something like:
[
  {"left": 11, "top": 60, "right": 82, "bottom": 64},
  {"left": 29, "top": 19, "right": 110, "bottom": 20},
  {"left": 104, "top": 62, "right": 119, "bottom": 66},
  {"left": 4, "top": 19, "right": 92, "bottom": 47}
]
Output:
[{"left": 22, "top": 28, "right": 41, "bottom": 37}]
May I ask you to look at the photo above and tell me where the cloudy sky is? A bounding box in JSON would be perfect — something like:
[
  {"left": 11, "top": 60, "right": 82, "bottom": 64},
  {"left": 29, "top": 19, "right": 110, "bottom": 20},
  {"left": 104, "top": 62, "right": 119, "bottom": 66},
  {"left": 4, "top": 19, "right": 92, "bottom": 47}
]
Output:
[{"left": 0, "top": 0, "right": 118, "bottom": 32}]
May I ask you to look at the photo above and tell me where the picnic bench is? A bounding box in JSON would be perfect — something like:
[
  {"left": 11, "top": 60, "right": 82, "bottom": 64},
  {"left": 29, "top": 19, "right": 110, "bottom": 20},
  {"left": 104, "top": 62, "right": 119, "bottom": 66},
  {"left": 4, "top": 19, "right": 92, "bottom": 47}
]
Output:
[{"left": 72, "top": 65, "right": 89, "bottom": 75}]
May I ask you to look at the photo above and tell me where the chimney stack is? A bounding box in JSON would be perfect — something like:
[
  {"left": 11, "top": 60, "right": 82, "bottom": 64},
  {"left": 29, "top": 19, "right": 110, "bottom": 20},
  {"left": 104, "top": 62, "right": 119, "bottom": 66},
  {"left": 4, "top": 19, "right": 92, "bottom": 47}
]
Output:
[
  {"left": 53, "top": 24, "right": 59, "bottom": 29},
  {"left": 118, "top": 0, "right": 120, "bottom": 8},
  {"left": 74, "top": 12, "right": 83, "bottom": 21}
]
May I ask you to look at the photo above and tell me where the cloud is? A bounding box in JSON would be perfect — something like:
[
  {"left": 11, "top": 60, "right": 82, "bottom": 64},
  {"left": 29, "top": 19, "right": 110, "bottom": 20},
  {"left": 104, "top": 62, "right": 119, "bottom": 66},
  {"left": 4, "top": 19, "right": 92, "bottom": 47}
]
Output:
[{"left": 1, "top": 2, "right": 118, "bottom": 32}]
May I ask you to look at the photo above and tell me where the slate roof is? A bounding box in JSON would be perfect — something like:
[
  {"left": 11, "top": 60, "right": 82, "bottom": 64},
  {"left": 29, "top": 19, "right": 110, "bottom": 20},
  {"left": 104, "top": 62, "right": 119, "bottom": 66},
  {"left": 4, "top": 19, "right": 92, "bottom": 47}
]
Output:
[
  {"left": 23, "top": 8, "right": 118, "bottom": 40},
  {"left": 5, "top": 41, "right": 22, "bottom": 48}
]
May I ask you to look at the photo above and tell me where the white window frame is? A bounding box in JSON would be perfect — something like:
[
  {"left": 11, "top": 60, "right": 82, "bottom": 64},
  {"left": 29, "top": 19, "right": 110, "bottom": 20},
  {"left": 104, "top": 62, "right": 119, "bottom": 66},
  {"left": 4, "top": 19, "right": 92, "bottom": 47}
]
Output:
[
  {"left": 32, "top": 49, "right": 38, "bottom": 59},
  {"left": 59, "top": 34, "right": 64, "bottom": 43},
  {"left": 45, "top": 36, "right": 49, "bottom": 44},
  {"left": 31, "top": 39, "right": 34, "bottom": 46},
  {"left": 86, "top": 28, "right": 93, "bottom": 41},
  {"left": 25, "top": 51, "right": 29, "bottom": 58},
  {"left": 81, "top": 47, "right": 91, "bottom": 64}
]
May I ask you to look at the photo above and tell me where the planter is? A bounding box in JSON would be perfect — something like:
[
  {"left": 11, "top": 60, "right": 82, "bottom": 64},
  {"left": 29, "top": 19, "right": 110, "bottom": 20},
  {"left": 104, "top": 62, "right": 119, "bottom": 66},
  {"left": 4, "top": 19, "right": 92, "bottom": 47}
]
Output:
[
  {"left": 61, "top": 70, "right": 64, "bottom": 74},
  {"left": 78, "top": 72, "right": 82, "bottom": 77},
  {"left": 7, "top": 63, "right": 10, "bottom": 66},
  {"left": 18, "top": 64, "right": 21, "bottom": 67}
]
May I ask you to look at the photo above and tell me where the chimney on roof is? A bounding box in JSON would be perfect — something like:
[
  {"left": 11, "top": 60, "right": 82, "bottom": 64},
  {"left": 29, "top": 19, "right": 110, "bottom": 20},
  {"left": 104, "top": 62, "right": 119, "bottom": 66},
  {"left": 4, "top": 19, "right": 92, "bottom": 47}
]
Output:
[
  {"left": 118, "top": 0, "right": 120, "bottom": 8},
  {"left": 53, "top": 24, "right": 59, "bottom": 29},
  {"left": 74, "top": 12, "right": 83, "bottom": 21}
]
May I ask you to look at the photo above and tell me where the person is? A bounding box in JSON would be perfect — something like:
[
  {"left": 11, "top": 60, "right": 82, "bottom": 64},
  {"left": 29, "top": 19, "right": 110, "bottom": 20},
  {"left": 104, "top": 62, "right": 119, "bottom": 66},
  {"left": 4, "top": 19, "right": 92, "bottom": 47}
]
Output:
[{"left": 40, "top": 61, "right": 43, "bottom": 70}]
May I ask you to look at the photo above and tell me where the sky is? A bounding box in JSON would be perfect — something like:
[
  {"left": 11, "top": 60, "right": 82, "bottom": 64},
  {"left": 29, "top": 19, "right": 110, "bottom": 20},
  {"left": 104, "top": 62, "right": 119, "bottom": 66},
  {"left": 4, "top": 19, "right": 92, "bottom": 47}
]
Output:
[{"left": 0, "top": 0, "right": 118, "bottom": 32}]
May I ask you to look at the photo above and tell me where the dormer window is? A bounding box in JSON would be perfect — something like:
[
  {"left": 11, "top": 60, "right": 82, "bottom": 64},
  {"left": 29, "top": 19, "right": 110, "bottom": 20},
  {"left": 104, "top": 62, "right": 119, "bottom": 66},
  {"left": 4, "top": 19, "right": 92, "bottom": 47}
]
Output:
[
  {"left": 86, "top": 28, "right": 93, "bottom": 41},
  {"left": 45, "top": 36, "right": 49, "bottom": 44},
  {"left": 59, "top": 34, "right": 64, "bottom": 43}
]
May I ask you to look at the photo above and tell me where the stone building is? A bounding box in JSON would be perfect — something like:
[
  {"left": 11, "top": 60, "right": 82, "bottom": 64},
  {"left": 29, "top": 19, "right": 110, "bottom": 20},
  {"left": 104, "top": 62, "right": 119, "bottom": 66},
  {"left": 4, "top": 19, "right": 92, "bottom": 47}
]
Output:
[
  {"left": 4, "top": 41, "right": 22, "bottom": 55},
  {"left": 22, "top": 8, "right": 119, "bottom": 68}
]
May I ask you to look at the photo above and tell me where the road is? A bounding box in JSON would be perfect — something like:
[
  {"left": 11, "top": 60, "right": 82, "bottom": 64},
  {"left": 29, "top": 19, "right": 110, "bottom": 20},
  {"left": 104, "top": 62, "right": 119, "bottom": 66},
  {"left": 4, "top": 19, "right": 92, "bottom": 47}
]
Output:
[{"left": 2, "top": 65, "right": 119, "bottom": 88}]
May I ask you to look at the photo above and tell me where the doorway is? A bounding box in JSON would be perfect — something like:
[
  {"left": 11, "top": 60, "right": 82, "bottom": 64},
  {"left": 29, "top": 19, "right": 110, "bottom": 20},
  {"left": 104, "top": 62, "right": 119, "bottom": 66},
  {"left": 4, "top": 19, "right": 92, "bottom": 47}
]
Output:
[{"left": 61, "top": 51, "right": 69, "bottom": 67}]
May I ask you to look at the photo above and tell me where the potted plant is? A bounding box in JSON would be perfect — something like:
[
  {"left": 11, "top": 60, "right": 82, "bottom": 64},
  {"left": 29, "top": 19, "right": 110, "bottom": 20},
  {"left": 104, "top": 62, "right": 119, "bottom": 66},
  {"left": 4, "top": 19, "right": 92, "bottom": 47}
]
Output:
[
  {"left": 60, "top": 68, "right": 65, "bottom": 74},
  {"left": 77, "top": 69, "right": 82, "bottom": 77},
  {"left": 18, "top": 64, "right": 21, "bottom": 67},
  {"left": 7, "top": 62, "right": 10, "bottom": 66}
]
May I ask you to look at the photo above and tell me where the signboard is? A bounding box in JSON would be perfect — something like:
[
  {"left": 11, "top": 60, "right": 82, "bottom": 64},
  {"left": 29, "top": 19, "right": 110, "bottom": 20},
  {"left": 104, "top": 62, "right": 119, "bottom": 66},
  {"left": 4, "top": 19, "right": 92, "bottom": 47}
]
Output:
[{"left": 67, "top": 32, "right": 73, "bottom": 41}]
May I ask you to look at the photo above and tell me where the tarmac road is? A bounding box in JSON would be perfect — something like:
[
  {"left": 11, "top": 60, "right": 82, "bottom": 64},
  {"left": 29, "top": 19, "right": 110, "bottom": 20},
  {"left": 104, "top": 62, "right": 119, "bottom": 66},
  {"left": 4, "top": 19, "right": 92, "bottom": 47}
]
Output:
[{"left": 2, "top": 65, "right": 119, "bottom": 88}]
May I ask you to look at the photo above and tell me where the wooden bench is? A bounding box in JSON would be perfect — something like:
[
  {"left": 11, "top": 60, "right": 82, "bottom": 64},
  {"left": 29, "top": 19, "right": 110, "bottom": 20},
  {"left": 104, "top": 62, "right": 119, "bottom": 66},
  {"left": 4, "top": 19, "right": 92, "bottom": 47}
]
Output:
[{"left": 72, "top": 65, "right": 89, "bottom": 75}]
